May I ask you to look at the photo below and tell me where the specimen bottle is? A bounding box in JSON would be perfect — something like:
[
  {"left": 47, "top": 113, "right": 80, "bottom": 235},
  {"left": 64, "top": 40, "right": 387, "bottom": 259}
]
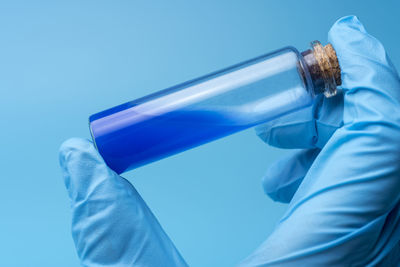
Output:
[{"left": 89, "top": 41, "right": 341, "bottom": 174}]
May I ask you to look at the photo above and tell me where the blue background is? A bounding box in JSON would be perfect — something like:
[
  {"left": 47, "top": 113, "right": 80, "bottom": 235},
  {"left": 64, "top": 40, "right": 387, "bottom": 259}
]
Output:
[{"left": 1, "top": 1, "right": 400, "bottom": 266}]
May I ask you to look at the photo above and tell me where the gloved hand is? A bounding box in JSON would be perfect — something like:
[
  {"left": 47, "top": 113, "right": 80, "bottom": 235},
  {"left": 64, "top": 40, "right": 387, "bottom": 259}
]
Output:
[
  {"left": 59, "top": 16, "right": 400, "bottom": 266},
  {"left": 59, "top": 137, "right": 188, "bottom": 267},
  {"left": 243, "top": 15, "right": 400, "bottom": 266}
]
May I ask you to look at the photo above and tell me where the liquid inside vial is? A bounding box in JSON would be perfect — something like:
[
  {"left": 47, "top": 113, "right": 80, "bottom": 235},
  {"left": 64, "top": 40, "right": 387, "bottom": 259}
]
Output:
[{"left": 92, "top": 84, "right": 312, "bottom": 173}]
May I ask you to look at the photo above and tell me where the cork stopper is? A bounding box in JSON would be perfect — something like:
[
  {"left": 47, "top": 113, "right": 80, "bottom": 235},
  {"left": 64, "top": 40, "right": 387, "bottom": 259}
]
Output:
[
  {"left": 301, "top": 41, "right": 341, "bottom": 97},
  {"left": 323, "top": 44, "right": 341, "bottom": 86}
]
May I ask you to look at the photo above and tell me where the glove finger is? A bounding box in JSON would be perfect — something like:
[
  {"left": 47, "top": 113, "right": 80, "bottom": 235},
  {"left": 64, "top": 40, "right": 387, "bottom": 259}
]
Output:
[
  {"left": 256, "top": 91, "right": 343, "bottom": 150},
  {"left": 263, "top": 148, "right": 320, "bottom": 203},
  {"left": 328, "top": 15, "right": 400, "bottom": 121},
  {"left": 59, "top": 138, "right": 187, "bottom": 266}
]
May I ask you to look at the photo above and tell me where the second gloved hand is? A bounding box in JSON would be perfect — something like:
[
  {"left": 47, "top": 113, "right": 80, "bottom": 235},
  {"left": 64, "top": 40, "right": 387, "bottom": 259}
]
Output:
[{"left": 59, "top": 138, "right": 188, "bottom": 267}]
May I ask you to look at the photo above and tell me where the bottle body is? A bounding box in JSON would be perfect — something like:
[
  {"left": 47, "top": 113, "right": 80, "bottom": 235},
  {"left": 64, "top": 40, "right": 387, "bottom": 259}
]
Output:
[{"left": 90, "top": 47, "right": 316, "bottom": 174}]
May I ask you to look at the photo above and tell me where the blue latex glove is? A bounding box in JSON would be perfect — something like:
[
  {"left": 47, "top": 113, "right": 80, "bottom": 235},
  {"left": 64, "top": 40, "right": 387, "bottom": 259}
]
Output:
[
  {"left": 59, "top": 137, "right": 188, "bottom": 267},
  {"left": 59, "top": 16, "right": 400, "bottom": 266},
  {"left": 245, "top": 15, "right": 400, "bottom": 265}
]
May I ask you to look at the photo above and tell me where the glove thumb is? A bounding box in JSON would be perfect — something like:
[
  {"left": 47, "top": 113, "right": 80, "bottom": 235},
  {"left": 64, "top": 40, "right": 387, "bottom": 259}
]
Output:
[
  {"left": 59, "top": 138, "right": 187, "bottom": 266},
  {"left": 59, "top": 138, "right": 118, "bottom": 202}
]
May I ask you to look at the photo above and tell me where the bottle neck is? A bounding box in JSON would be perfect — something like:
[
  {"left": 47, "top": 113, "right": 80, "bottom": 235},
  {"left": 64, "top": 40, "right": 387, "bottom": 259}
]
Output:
[{"left": 301, "top": 41, "right": 341, "bottom": 98}]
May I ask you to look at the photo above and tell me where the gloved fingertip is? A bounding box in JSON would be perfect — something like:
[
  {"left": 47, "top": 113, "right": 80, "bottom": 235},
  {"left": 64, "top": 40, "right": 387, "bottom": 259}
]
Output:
[
  {"left": 328, "top": 15, "right": 393, "bottom": 66},
  {"left": 262, "top": 149, "right": 319, "bottom": 203},
  {"left": 265, "top": 179, "right": 303, "bottom": 204},
  {"left": 328, "top": 15, "right": 370, "bottom": 51},
  {"left": 59, "top": 137, "right": 106, "bottom": 177},
  {"left": 327, "top": 14, "right": 400, "bottom": 99},
  {"left": 330, "top": 15, "right": 366, "bottom": 33},
  {"left": 59, "top": 138, "right": 115, "bottom": 201},
  {"left": 255, "top": 106, "right": 317, "bottom": 149},
  {"left": 262, "top": 157, "right": 301, "bottom": 203}
]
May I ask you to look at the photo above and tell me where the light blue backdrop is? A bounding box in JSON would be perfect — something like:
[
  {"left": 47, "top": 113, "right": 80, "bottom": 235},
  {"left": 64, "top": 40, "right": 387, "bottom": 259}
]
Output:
[{"left": 1, "top": 1, "right": 400, "bottom": 266}]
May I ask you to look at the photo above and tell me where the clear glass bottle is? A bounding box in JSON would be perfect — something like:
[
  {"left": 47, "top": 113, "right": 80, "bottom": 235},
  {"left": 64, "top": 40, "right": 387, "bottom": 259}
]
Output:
[{"left": 89, "top": 41, "right": 341, "bottom": 174}]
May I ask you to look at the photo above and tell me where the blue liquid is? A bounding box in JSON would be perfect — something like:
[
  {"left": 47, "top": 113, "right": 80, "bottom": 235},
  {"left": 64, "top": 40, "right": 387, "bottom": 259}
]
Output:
[{"left": 91, "top": 109, "right": 250, "bottom": 174}]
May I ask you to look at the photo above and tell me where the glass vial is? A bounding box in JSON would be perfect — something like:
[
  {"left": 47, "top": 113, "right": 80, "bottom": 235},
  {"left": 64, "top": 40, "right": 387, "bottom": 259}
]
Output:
[{"left": 89, "top": 41, "right": 341, "bottom": 174}]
